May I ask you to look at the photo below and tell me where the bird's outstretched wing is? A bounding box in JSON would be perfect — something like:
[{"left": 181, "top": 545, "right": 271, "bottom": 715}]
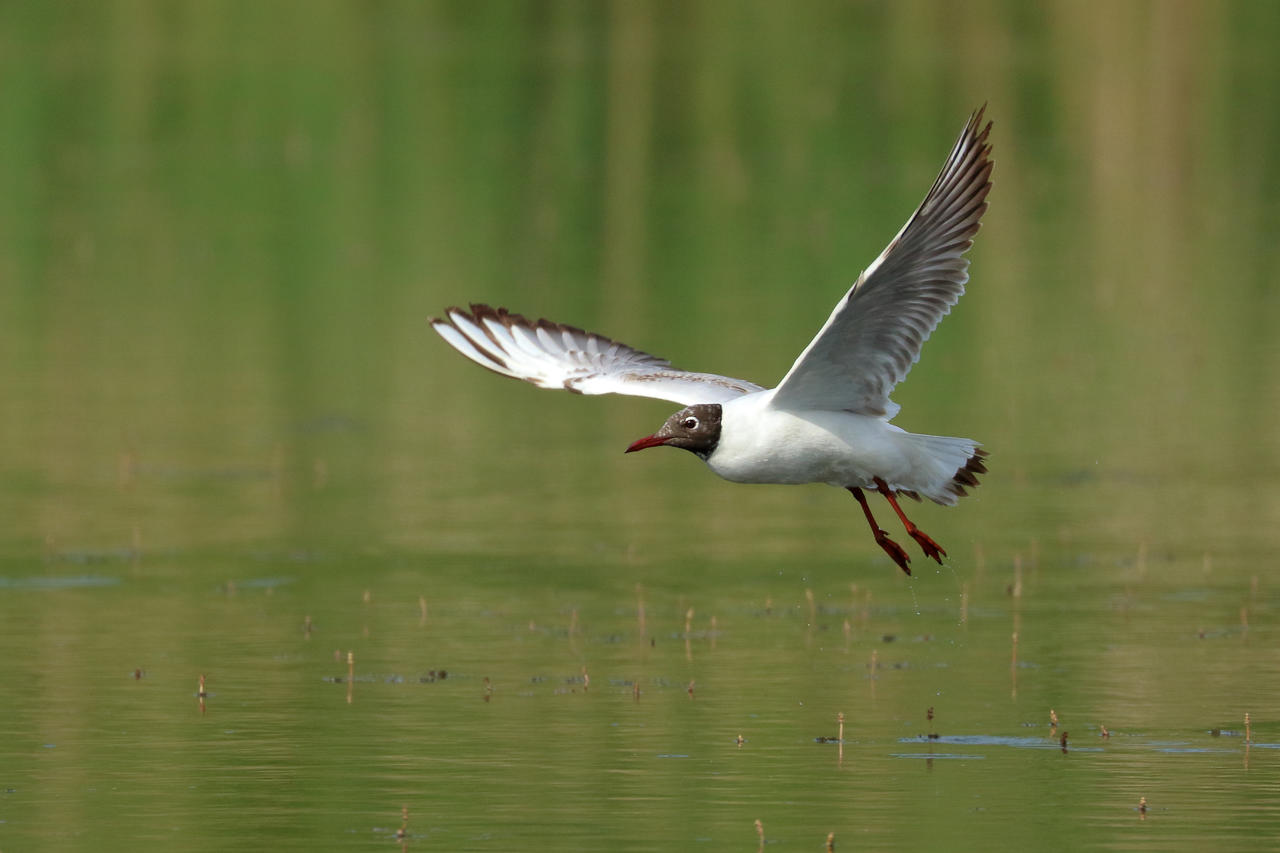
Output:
[
  {"left": 770, "top": 107, "right": 993, "bottom": 417},
  {"left": 431, "top": 304, "right": 765, "bottom": 405}
]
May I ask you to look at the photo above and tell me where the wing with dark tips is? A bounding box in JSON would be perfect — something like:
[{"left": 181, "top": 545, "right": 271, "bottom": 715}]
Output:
[
  {"left": 770, "top": 107, "right": 993, "bottom": 416},
  {"left": 431, "top": 304, "right": 765, "bottom": 405}
]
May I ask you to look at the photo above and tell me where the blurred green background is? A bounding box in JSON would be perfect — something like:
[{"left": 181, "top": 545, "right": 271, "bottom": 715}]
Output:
[{"left": 3, "top": 1, "right": 1280, "bottom": 850}]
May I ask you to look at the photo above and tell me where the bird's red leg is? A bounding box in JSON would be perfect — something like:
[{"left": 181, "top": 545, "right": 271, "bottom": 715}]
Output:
[
  {"left": 874, "top": 477, "right": 946, "bottom": 564},
  {"left": 847, "top": 486, "right": 912, "bottom": 575}
]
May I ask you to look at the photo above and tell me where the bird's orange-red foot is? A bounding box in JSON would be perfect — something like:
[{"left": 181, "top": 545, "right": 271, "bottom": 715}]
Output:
[
  {"left": 907, "top": 528, "right": 946, "bottom": 564},
  {"left": 873, "top": 528, "right": 913, "bottom": 575},
  {"left": 874, "top": 477, "right": 947, "bottom": 565},
  {"left": 848, "top": 486, "right": 913, "bottom": 575}
]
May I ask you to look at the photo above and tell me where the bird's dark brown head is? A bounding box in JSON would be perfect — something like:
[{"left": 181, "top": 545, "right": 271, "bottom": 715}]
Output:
[{"left": 625, "top": 404, "right": 722, "bottom": 460}]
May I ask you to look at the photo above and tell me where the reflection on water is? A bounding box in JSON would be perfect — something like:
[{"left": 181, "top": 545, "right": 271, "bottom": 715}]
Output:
[
  {"left": 2, "top": 2, "right": 1280, "bottom": 851},
  {"left": 3, "top": 547, "right": 1277, "bottom": 850}
]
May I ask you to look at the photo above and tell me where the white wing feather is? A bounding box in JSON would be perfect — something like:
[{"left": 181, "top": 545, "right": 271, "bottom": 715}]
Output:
[
  {"left": 770, "top": 107, "right": 994, "bottom": 416},
  {"left": 431, "top": 305, "right": 764, "bottom": 406}
]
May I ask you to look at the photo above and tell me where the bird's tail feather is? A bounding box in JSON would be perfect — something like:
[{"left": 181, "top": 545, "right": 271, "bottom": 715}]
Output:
[{"left": 898, "top": 433, "right": 988, "bottom": 506}]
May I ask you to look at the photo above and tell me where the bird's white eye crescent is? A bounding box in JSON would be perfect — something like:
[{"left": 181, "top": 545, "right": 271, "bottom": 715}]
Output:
[{"left": 682, "top": 417, "right": 699, "bottom": 430}]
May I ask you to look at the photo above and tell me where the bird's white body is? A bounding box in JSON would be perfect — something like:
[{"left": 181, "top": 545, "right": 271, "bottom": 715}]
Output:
[{"left": 711, "top": 391, "right": 976, "bottom": 503}]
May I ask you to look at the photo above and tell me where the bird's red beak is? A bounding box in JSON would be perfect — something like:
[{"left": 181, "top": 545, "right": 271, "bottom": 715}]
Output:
[{"left": 625, "top": 434, "right": 670, "bottom": 453}]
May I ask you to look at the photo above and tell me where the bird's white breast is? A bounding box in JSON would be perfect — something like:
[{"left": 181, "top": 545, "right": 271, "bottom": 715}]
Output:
[{"left": 707, "top": 392, "right": 911, "bottom": 488}]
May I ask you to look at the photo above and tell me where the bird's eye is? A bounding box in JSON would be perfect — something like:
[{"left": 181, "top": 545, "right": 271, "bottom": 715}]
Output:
[{"left": 682, "top": 417, "right": 699, "bottom": 430}]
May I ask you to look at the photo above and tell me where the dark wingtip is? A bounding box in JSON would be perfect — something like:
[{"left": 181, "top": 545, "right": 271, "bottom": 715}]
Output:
[
  {"left": 432, "top": 305, "right": 474, "bottom": 327},
  {"left": 969, "top": 103, "right": 994, "bottom": 141}
]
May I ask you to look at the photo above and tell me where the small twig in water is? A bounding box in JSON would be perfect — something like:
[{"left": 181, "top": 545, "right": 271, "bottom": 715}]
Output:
[{"left": 636, "top": 583, "right": 646, "bottom": 640}]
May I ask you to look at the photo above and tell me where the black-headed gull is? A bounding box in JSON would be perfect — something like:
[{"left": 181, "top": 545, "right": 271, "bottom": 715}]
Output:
[{"left": 432, "top": 108, "right": 992, "bottom": 575}]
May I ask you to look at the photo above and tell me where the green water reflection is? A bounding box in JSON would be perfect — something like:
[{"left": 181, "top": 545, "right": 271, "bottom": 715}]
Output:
[{"left": 3, "top": 2, "right": 1280, "bottom": 850}]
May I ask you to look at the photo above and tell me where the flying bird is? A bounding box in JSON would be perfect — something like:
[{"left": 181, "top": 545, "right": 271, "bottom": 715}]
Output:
[{"left": 431, "top": 108, "right": 992, "bottom": 575}]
